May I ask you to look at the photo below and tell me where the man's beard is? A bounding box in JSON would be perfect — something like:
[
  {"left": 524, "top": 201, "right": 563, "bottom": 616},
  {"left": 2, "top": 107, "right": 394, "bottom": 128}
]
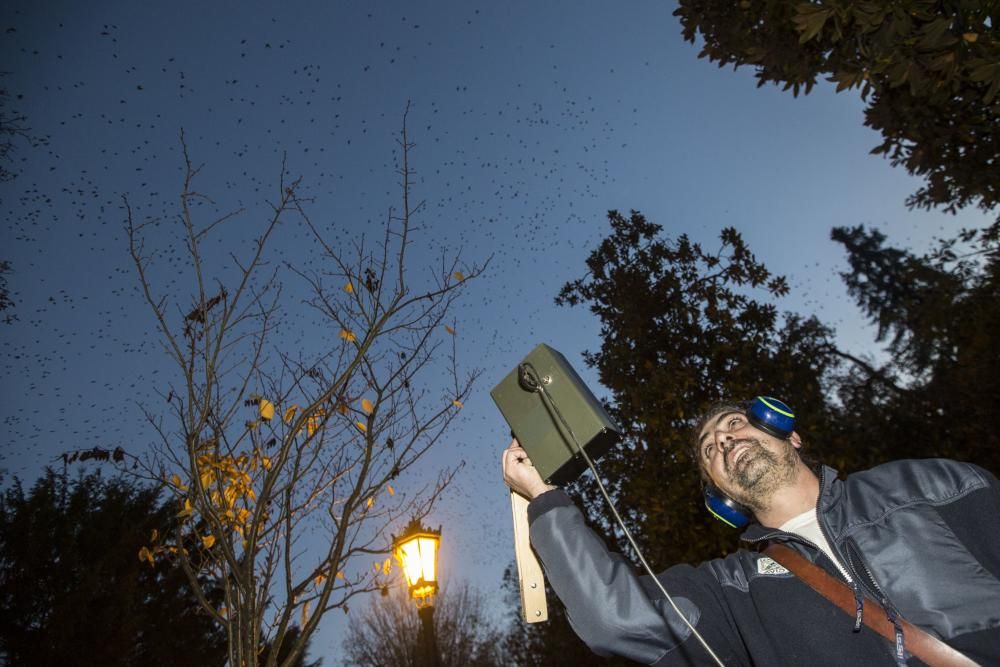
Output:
[{"left": 725, "top": 437, "right": 799, "bottom": 512}]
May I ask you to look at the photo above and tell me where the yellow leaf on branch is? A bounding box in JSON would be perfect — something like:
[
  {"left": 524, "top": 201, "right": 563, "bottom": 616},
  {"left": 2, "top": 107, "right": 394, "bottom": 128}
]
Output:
[
  {"left": 176, "top": 498, "right": 194, "bottom": 520},
  {"left": 314, "top": 573, "right": 327, "bottom": 587},
  {"left": 259, "top": 399, "right": 275, "bottom": 421},
  {"left": 171, "top": 473, "right": 182, "bottom": 487},
  {"left": 261, "top": 456, "right": 272, "bottom": 470},
  {"left": 344, "top": 282, "right": 354, "bottom": 294},
  {"left": 383, "top": 557, "right": 391, "bottom": 574},
  {"left": 452, "top": 399, "right": 463, "bottom": 408},
  {"left": 387, "top": 484, "right": 395, "bottom": 496},
  {"left": 453, "top": 271, "right": 465, "bottom": 282},
  {"left": 361, "top": 398, "right": 374, "bottom": 414},
  {"left": 138, "top": 546, "right": 154, "bottom": 566},
  {"left": 306, "top": 410, "right": 326, "bottom": 436},
  {"left": 339, "top": 329, "right": 357, "bottom": 343},
  {"left": 301, "top": 601, "right": 310, "bottom": 627},
  {"left": 336, "top": 571, "right": 346, "bottom": 580},
  {"left": 283, "top": 404, "right": 299, "bottom": 423},
  {"left": 444, "top": 325, "right": 456, "bottom": 335},
  {"left": 202, "top": 534, "right": 216, "bottom": 548},
  {"left": 366, "top": 496, "right": 374, "bottom": 509},
  {"left": 355, "top": 420, "right": 367, "bottom": 434}
]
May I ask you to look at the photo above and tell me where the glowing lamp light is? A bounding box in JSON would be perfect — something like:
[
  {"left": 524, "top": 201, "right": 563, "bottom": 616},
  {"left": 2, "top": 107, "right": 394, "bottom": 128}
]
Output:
[{"left": 393, "top": 519, "right": 442, "bottom": 608}]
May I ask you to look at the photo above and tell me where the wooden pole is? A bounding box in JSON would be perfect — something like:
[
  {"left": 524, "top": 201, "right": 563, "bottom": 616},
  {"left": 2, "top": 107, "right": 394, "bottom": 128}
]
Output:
[{"left": 510, "top": 489, "right": 548, "bottom": 623}]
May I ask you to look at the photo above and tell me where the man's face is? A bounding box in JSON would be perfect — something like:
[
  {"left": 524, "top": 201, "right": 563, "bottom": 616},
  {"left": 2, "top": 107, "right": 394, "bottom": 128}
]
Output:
[{"left": 696, "top": 409, "right": 801, "bottom": 512}]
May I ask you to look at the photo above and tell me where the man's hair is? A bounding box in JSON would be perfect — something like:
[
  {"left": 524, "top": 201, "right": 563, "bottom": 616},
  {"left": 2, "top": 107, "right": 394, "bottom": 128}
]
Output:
[{"left": 689, "top": 400, "right": 749, "bottom": 481}]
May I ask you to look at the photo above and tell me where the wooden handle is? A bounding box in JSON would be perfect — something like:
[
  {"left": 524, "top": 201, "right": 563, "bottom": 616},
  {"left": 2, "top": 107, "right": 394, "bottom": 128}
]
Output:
[{"left": 510, "top": 490, "right": 548, "bottom": 623}]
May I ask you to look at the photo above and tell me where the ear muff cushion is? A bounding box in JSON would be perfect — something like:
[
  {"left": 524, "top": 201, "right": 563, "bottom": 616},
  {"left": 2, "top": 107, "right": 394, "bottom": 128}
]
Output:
[
  {"left": 748, "top": 396, "right": 795, "bottom": 439},
  {"left": 704, "top": 485, "right": 751, "bottom": 529}
]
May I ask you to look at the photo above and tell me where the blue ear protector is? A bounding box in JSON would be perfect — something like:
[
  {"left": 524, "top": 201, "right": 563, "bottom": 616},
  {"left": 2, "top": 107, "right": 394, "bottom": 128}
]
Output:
[{"left": 703, "top": 396, "right": 795, "bottom": 529}]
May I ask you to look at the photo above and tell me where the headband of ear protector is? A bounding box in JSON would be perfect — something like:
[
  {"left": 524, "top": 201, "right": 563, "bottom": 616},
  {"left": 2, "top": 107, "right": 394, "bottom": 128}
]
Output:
[{"left": 703, "top": 396, "right": 795, "bottom": 529}]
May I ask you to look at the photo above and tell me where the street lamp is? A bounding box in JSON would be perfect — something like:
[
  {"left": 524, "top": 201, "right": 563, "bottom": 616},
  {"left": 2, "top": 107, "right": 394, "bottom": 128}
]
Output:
[{"left": 393, "top": 518, "right": 442, "bottom": 667}]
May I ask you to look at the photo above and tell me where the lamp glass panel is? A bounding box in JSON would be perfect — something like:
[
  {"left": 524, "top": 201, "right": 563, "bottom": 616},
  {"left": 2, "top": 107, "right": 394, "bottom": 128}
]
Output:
[
  {"left": 398, "top": 538, "right": 423, "bottom": 588},
  {"left": 417, "top": 536, "right": 437, "bottom": 582}
]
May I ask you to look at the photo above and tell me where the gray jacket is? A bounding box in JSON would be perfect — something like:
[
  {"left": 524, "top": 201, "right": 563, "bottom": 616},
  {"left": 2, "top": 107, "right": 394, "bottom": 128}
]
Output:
[{"left": 528, "top": 459, "right": 1000, "bottom": 665}]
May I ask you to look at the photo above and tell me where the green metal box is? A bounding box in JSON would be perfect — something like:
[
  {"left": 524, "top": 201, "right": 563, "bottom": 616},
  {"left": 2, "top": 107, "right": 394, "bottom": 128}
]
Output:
[{"left": 491, "top": 343, "right": 621, "bottom": 486}]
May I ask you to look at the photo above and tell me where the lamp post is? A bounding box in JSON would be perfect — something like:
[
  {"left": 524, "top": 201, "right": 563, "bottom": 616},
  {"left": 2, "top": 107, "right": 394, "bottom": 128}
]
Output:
[{"left": 393, "top": 518, "right": 442, "bottom": 667}]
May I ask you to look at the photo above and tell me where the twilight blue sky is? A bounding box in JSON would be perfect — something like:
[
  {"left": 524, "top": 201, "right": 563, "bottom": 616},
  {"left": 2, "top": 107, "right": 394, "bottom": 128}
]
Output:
[{"left": 1, "top": 0, "right": 994, "bottom": 658}]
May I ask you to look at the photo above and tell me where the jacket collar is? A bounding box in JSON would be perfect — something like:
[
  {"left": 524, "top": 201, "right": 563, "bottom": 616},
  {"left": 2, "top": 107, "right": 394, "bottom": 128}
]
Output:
[{"left": 739, "top": 465, "right": 841, "bottom": 542}]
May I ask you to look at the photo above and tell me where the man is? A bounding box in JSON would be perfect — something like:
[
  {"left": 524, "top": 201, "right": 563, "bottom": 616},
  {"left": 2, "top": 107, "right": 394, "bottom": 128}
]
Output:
[{"left": 502, "top": 398, "right": 1000, "bottom": 665}]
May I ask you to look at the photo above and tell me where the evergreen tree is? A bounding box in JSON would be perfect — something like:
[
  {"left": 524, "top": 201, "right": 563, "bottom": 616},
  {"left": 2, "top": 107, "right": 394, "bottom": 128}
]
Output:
[
  {"left": 0, "top": 469, "right": 227, "bottom": 666},
  {"left": 673, "top": 0, "right": 999, "bottom": 217}
]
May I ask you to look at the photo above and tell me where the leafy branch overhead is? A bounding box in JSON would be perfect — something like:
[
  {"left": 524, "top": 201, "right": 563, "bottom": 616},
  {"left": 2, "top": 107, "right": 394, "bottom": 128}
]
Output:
[{"left": 674, "top": 0, "right": 999, "bottom": 216}]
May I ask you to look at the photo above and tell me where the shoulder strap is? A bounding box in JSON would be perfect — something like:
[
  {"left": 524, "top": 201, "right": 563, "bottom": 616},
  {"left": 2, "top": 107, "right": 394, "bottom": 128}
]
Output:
[{"left": 764, "top": 544, "right": 979, "bottom": 667}]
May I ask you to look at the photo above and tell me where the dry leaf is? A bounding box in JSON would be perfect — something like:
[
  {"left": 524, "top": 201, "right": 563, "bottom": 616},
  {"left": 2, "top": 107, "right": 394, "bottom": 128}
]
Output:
[
  {"left": 356, "top": 420, "right": 367, "bottom": 433},
  {"left": 452, "top": 399, "right": 464, "bottom": 408},
  {"left": 138, "top": 546, "right": 154, "bottom": 566},
  {"left": 387, "top": 484, "right": 395, "bottom": 496},
  {"left": 176, "top": 498, "right": 194, "bottom": 519},
  {"left": 344, "top": 282, "right": 354, "bottom": 294},
  {"left": 361, "top": 398, "right": 374, "bottom": 414},
  {"left": 445, "top": 325, "right": 455, "bottom": 335},
  {"left": 339, "top": 329, "right": 357, "bottom": 343},
  {"left": 202, "top": 534, "right": 216, "bottom": 549},
  {"left": 259, "top": 399, "right": 275, "bottom": 421},
  {"left": 453, "top": 271, "right": 465, "bottom": 282},
  {"left": 283, "top": 405, "right": 299, "bottom": 423}
]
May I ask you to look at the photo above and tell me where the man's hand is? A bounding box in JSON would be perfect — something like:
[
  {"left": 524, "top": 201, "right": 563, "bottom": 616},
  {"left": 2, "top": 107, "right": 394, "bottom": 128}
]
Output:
[{"left": 503, "top": 439, "right": 557, "bottom": 500}]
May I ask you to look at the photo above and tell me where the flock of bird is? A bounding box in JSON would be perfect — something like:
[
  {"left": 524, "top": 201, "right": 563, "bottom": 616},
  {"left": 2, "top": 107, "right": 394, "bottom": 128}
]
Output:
[{"left": 2, "top": 0, "right": 981, "bottom": 654}]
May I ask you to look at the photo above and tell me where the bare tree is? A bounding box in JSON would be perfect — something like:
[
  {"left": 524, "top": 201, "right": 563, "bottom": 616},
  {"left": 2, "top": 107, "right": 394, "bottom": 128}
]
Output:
[
  {"left": 0, "top": 73, "right": 47, "bottom": 183},
  {"left": 341, "top": 581, "right": 503, "bottom": 667},
  {"left": 122, "top": 108, "right": 487, "bottom": 667}
]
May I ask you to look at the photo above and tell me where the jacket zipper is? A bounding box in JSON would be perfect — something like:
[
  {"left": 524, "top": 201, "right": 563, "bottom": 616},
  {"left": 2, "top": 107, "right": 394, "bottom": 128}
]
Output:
[{"left": 812, "top": 469, "right": 907, "bottom": 665}]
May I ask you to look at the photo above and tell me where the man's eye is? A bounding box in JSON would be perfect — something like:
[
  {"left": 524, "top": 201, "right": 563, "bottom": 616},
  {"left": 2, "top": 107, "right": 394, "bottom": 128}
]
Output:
[{"left": 729, "top": 416, "right": 743, "bottom": 428}]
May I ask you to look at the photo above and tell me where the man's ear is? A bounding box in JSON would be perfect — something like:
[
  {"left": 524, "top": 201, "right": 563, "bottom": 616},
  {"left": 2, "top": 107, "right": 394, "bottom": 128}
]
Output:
[{"left": 789, "top": 431, "right": 802, "bottom": 449}]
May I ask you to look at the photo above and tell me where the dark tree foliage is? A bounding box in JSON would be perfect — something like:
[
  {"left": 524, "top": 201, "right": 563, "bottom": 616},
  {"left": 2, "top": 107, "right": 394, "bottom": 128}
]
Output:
[
  {"left": 260, "top": 626, "right": 323, "bottom": 667},
  {"left": 673, "top": 0, "right": 1000, "bottom": 217},
  {"left": 503, "top": 211, "right": 999, "bottom": 662},
  {"left": 829, "top": 224, "right": 1000, "bottom": 473},
  {"left": 553, "top": 210, "right": 841, "bottom": 565},
  {"left": 0, "top": 469, "right": 228, "bottom": 666}
]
